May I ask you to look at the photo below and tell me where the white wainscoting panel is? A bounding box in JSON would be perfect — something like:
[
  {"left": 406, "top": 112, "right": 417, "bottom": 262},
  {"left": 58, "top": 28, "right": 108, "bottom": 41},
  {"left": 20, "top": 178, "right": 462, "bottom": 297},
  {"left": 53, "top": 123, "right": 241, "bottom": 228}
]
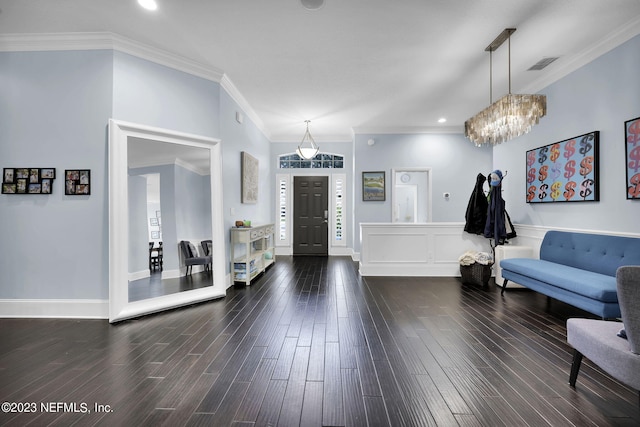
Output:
[
  {"left": 359, "top": 223, "right": 492, "bottom": 276},
  {"left": 360, "top": 223, "right": 640, "bottom": 278}
]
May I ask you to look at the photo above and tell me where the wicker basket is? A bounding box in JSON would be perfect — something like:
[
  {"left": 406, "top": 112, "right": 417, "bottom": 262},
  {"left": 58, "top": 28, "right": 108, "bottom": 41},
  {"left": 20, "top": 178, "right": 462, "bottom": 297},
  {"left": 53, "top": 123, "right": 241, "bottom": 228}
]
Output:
[{"left": 460, "top": 262, "right": 493, "bottom": 288}]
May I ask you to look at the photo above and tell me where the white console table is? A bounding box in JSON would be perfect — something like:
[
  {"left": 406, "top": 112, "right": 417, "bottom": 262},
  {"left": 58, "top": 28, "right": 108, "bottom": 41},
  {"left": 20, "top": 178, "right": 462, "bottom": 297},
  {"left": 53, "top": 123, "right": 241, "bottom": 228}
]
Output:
[{"left": 230, "top": 224, "right": 275, "bottom": 285}]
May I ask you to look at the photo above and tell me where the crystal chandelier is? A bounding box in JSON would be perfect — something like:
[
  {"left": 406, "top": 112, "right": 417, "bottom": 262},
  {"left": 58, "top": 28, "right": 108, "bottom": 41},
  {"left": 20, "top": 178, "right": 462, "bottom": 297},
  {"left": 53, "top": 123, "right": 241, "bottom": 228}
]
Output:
[
  {"left": 465, "top": 28, "right": 546, "bottom": 147},
  {"left": 296, "top": 120, "right": 319, "bottom": 159}
]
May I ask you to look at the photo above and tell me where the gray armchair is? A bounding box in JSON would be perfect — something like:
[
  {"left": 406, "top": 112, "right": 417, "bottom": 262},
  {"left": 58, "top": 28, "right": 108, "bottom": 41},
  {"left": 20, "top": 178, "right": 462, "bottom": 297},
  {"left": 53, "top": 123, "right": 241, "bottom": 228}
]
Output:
[
  {"left": 179, "top": 240, "right": 212, "bottom": 276},
  {"left": 567, "top": 266, "right": 640, "bottom": 402}
]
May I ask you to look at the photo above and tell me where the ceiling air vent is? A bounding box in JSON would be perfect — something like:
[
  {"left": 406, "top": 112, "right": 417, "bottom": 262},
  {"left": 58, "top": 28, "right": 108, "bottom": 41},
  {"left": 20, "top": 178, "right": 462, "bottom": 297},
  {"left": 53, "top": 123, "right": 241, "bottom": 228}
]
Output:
[{"left": 528, "top": 57, "right": 559, "bottom": 71}]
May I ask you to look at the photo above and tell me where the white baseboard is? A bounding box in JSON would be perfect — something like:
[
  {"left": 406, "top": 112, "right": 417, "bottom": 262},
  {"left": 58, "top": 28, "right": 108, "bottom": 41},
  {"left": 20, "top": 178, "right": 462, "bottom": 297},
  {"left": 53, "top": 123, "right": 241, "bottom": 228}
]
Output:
[
  {"left": 0, "top": 299, "right": 109, "bottom": 319},
  {"left": 129, "top": 270, "right": 150, "bottom": 281}
]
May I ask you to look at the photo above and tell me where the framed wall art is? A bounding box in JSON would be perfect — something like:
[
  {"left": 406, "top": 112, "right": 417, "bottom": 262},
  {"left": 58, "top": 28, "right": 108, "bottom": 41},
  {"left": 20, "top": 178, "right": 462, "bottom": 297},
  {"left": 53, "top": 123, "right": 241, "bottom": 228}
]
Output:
[
  {"left": 241, "top": 151, "right": 259, "bottom": 204},
  {"left": 362, "top": 171, "right": 385, "bottom": 201},
  {"left": 2, "top": 167, "right": 55, "bottom": 194},
  {"left": 525, "top": 131, "right": 599, "bottom": 203},
  {"left": 625, "top": 116, "right": 640, "bottom": 199},
  {"left": 65, "top": 169, "right": 91, "bottom": 195}
]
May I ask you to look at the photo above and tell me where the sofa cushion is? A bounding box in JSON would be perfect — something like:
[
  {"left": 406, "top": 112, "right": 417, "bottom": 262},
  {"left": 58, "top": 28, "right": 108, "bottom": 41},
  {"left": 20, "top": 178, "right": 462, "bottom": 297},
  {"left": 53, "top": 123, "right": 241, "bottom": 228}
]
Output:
[
  {"left": 500, "top": 258, "right": 618, "bottom": 302},
  {"left": 540, "top": 231, "right": 640, "bottom": 277}
]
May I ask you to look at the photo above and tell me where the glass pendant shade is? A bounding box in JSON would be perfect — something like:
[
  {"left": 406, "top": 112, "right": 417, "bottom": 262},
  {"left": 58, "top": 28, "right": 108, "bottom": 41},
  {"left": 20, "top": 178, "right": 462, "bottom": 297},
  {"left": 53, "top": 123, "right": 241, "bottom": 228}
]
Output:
[
  {"left": 297, "top": 120, "right": 319, "bottom": 159},
  {"left": 465, "top": 93, "right": 547, "bottom": 146},
  {"left": 465, "top": 28, "right": 547, "bottom": 147}
]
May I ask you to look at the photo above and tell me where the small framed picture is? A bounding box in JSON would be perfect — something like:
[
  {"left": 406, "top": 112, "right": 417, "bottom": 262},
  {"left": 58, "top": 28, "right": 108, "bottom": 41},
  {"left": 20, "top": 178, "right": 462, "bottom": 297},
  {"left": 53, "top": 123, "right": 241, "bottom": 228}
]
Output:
[
  {"left": 150, "top": 217, "right": 159, "bottom": 226},
  {"left": 362, "top": 171, "right": 386, "bottom": 201},
  {"left": 28, "top": 183, "right": 42, "bottom": 194},
  {"left": 2, "top": 183, "right": 16, "bottom": 194},
  {"left": 3, "top": 168, "right": 15, "bottom": 183},
  {"left": 41, "top": 168, "right": 56, "bottom": 179},
  {"left": 151, "top": 231, "right": 160, "bottom": 239},
  {"left": 29, "top": 168, "right": 40, "bottom": 183},
  {"left": 65, "top": 169, "right": 91, "bottom": 195},
  {"left": 41, "top": 179, "right": 52, "bottom": 194},
  {"left": 15, "top": 168, "right": 29, "bottom": 179},
  {"left": 16, "top": 179, "right": 27, "bottom": 194}
]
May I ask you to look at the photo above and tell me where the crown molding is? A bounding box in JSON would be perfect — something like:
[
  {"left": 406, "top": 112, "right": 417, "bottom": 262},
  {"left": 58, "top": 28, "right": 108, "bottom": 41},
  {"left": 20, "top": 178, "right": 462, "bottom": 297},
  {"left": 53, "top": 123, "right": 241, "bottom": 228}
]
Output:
[
  {"left": 0, "top": 32, "right": 225, "bottom": 82},
  {"left": 220, "top": 74, "right": 270, "bottom": 139},
  {"left": 352, "top": 125, "right": 464, "bottom": 135},
  {"left": 520, "top": 14, "right": 640, "bottom": 94},
  {"left": 0, "top": 32, "right": 114, "bottom": 51}
]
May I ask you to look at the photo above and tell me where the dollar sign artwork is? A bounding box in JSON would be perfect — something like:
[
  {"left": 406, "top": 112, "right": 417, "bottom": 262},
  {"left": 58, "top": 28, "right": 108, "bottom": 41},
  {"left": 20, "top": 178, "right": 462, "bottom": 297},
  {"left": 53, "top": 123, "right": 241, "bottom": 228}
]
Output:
[
  {"left": 550, "top": 143, "right": 560, "bottom": 162},
  {"left": 564, "top": 181, "right": 576, "bottom": 201},
  {"left": 538, "top": 183, "right": 548, "bottom": 201},
  {"left": 627, "top": 119, "right": 640, "bottom": 146},
  {"left": 579, "top": 134, "right": 594, "bottom": 156},
  {"left": 564, "top": 140, "right": 576, "bottom": 159},
  {"left": 527, "top": 151, "right": 536, "bottom": 167},
  {"left": 579, "top": 156, "right": 594, "bottom": 177},
  {"left": 628, "top": 146, "right": 640, "bottom": 173},
  {"left": 527, "top": 185, "right": 537, "bottom": 202},
  {"left": 628, "top": 173, "right": 640, "bottom": 199},
  {"left": 538, "top": 147, "right": 548, "bottom": 164},
  {"left": 564, "top": 160, "right": 576, "bottom": 179},
  {"left": 527, "top": 167, "right": 537, "bottom": 184},
  {"left": 580, "top": 178, "right": 594, "bottom": 200},
  {"left": 550, "top": 182, "right": 562, "bottom": 200},
  {"left": 550, "top": 163, "right": 561, "bottom": 181},
  {"left": 538, "top": 165, "right": 548, "bottom": 182}
]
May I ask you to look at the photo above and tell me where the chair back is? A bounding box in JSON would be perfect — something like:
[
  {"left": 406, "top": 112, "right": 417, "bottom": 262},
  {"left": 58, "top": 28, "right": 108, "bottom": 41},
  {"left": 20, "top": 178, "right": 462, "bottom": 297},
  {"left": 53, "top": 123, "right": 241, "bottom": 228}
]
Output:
[
  {"left": 201, "top": 240, "right": 212, "bottom": 256},
  {"left": 616, "top": 266, "right": 640, "bottom": 354},
  {"left": 179, "top": 240, "right": 192, "bottom": 258}
]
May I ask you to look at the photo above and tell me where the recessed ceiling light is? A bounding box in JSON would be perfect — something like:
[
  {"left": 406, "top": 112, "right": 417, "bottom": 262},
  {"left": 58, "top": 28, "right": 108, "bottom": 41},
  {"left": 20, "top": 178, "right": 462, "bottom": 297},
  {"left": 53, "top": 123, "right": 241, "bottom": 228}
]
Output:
[
  {"left": 438, "top": 118, "right": 447, "bottom": 123},
  {"left": 138, "top": 0, "right": 158, "bottom": 11}
]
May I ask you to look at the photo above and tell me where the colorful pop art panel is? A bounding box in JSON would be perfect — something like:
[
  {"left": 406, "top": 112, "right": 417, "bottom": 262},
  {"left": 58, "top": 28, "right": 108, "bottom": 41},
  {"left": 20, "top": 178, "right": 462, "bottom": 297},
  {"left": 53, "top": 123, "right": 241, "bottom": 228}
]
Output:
[
  {"left": 625, "top": 116, "right": 640, "bottom": 200},
  {"left": 526, "top": 131, "right": 599, "bottom": 203}
]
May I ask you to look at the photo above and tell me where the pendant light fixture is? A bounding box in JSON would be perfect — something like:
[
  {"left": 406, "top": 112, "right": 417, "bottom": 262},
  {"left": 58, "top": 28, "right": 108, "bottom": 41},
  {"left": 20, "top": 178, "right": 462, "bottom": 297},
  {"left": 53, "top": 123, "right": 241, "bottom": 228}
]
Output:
[
  {"left": 465, "top": 28, "right": 547, "bottom": 147},
  {"left": 296, "top": 120, "right": 319, "bottom": 160}
]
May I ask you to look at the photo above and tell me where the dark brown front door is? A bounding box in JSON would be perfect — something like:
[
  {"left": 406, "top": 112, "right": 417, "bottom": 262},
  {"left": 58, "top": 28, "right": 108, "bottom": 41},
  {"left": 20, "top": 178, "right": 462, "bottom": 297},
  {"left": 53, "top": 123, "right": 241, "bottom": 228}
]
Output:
[{"left": 293, "top": 176, "right": 328, "bottom": 255}]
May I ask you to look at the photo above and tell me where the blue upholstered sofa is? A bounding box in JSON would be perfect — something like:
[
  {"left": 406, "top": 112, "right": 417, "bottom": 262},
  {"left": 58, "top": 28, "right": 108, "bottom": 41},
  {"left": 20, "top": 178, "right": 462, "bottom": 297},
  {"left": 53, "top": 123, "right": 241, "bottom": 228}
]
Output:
[{"left": 500, "top": 231, "right": 640, "bottom": 319}]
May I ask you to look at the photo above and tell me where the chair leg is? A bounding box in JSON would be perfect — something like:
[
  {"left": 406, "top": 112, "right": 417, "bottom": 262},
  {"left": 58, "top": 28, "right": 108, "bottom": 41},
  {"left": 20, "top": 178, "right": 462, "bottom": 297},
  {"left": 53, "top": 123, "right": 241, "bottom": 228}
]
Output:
[
  {"left": 569, "top": 349, "right": 583, "bottom": 387},
  {"left": 500, "top": 278, "right": 509, "bottom": 295}
]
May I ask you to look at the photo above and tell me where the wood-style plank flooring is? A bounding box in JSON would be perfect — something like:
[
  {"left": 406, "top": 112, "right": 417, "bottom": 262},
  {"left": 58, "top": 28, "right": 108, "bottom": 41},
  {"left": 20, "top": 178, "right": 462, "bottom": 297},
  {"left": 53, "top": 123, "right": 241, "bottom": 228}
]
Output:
[
  {"left": 1, "top": 256, "right": 638, "bottom": 426},
  {"left": 129, "top": 271, "right": 213, "bottom": 302}
]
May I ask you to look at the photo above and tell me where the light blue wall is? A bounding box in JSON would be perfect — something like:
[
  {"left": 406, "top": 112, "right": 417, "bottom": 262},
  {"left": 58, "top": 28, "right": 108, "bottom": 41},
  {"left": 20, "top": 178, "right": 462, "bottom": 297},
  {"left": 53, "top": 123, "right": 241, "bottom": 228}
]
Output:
[
  {"left": 112, "top": 52, "right": 220, "bottom": 137},
  {"left": 219, "top": 90, "right": 273, "bottom": 251},
  {"left": 352, "top": 133, "right": 493, "bottom": 252},
  {"left": 0, "top": 50, "right": 113, "bottom": 299},
  {"left": 130, "top": 164, "right": 180, "bottom": 271},
  {"left": 128, "top": 174, "right": 149, "bottom": 274},
  {"left": 494, "top": 34, "right": 640, "bottom": 233},
  {"left": 174, "top": 166, "right": 212, "bottom": 247}
]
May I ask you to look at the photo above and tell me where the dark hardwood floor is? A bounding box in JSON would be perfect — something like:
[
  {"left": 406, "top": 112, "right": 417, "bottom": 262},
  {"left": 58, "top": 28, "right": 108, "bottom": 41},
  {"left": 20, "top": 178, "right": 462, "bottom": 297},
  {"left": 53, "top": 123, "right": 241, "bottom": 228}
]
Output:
[
  {"left": 1, "top": 256, "right": 638, "bottom": 426},
  {"left": 129, "top": 271, "right": 213, "bottom": 302}
]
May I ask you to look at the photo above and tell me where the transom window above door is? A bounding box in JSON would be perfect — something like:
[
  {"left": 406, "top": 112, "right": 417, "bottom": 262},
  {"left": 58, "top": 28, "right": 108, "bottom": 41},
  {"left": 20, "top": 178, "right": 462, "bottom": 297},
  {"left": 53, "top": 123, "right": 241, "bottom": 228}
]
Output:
[{"left": 278, "top": 153, "right": 344, "bottom": 169}]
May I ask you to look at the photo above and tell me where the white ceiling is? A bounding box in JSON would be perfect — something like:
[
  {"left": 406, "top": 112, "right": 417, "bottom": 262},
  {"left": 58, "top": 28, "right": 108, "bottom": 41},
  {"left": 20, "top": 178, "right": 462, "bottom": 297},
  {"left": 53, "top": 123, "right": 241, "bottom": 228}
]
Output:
[{"left": 2, "top": 0, "right": 640, "bottom": 141}]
